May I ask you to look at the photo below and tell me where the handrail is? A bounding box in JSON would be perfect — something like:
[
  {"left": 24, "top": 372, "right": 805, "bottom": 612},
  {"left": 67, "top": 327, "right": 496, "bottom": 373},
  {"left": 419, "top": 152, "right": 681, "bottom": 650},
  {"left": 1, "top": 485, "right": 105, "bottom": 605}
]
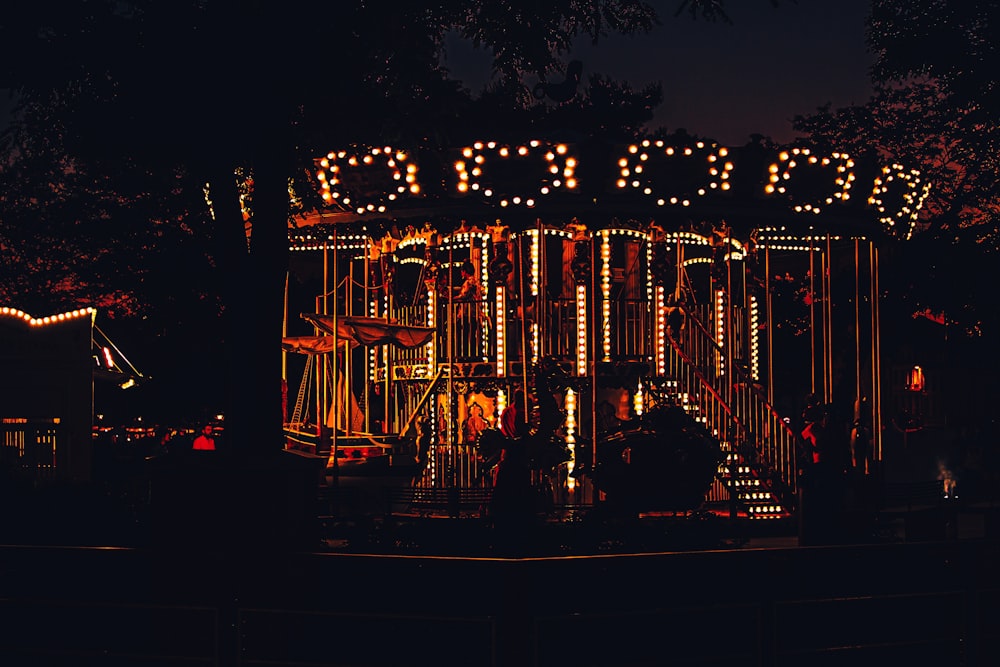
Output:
[
  {"left": 668, "top": 302, "right": 797, "bottom": 500},
  {"left": 680, "top": 302, "right": 796, "bottom": 441},
  {"left": 664, "top": 332, "right": 734, "bottom": 419},
  {"left": 399, "top": 367, "right": 446, "bottom": 438}
]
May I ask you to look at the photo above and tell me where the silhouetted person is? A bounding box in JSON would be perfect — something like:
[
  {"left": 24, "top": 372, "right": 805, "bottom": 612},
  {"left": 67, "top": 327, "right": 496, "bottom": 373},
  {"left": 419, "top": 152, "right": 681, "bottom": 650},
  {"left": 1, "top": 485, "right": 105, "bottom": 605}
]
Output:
[
  {"left": 798, "top": 405, "right": 850, "bottom": 545},
  {"left": 490, "top": 390, "right": 534, "bottom": 545},
  {"left": 850, "top": 396, "right": 873, "bottom": 476}
]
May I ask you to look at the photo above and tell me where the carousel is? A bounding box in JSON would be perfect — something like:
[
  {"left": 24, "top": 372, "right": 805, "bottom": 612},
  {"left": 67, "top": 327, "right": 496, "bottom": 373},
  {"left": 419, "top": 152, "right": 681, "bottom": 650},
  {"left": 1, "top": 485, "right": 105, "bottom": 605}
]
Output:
[{"left": 280, "top": 138, "right": 930, "bottom": 520}]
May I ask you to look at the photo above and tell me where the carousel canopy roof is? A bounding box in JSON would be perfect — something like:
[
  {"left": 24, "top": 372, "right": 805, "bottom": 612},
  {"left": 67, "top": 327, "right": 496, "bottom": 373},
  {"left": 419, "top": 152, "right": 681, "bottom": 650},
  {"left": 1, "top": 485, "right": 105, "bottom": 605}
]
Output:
[{"left": 293, "top": 139, "right": 930, "bottom": 243}]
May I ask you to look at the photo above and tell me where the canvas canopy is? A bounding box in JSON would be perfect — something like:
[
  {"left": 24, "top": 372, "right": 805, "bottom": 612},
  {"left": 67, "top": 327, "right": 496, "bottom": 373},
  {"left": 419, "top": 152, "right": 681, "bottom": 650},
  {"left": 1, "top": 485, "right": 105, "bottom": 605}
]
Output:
[{"left": 289, "top": 314, "right": 435, "bottom": 351}]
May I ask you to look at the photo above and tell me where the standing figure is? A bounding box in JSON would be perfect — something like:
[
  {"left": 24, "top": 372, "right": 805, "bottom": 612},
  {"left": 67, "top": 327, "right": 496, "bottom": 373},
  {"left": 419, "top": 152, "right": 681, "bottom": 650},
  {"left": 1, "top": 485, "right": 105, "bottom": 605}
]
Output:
[
  {"left": 798, "top": 404, "right": 850, "bottom": 545},
  {"left": 453, "top": 260, "right": 484, "bottom": 360},
  {"left": 490, "top": 390, "right": 534, "bottom": 535},
  {"left": 850, "top": 396, "right": 873, "bottom": 476}
]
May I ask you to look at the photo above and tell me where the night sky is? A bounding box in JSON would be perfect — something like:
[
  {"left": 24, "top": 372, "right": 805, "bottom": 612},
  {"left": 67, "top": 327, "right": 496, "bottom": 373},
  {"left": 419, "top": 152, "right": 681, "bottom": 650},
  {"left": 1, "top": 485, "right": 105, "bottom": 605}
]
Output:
[{"left": 444, "top": 0, "right": 875, "bottom": 145}]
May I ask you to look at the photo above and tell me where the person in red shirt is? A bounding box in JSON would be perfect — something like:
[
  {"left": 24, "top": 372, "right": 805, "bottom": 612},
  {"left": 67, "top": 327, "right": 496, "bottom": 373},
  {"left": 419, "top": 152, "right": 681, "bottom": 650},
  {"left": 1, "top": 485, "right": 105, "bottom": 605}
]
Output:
[
  {"left": 500, "top": 390, "right": 528, "bottom": 440},
  {"left": 191, "top": 424, "right": 216, "bottom": 451}
]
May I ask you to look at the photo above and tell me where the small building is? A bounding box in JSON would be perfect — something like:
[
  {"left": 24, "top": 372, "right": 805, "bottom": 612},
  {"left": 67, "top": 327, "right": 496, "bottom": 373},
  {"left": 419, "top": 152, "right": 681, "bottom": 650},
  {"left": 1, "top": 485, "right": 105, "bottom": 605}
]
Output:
[{"left": 0, "top": 306, "right": 143, "bottom": 482}]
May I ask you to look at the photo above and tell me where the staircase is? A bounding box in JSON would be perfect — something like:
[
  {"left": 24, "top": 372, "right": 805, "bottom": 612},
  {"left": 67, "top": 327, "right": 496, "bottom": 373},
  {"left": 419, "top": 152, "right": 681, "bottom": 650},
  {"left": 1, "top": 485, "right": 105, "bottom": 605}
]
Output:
[
  {"left": 653, "top": 301, "right": 797, "bottom": 519},
  {"left": 289, "top": 355, "right": 314, "bottom": 427}
]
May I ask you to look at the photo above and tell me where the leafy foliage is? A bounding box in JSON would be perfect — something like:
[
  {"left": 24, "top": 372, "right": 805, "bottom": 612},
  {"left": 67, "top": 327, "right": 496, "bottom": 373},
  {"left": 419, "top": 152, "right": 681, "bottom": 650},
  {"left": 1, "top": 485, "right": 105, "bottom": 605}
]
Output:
[{"left": 792, "top": 1, "right": 1000, "bottom": 341}]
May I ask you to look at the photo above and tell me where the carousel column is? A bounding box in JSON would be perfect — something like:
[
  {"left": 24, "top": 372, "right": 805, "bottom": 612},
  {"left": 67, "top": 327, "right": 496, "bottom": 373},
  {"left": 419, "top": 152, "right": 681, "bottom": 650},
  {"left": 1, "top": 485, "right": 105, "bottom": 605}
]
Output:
[
  {"left": 488, "top": 222, "right": 513, "bottom": 378},
  {"left": 599, "top": 231, "right": 612, "bottom": 364},
  {"left": 379, "top": 239, "right": 397, "bottom": 436},
  {"left": 529, "top": 226, "right": 541, "bottom": 365},
  {"left": 647, "top": 235, "right": 672, "bottom": 381},
  {"left": 823, "top": 233, "right": 834, "bottom": 406},
  {"left": 424, "top": 272, "right": 439, "bottom": 485},
  {"left": 570, "top": 230, "right": 593, "bottom": 501}
]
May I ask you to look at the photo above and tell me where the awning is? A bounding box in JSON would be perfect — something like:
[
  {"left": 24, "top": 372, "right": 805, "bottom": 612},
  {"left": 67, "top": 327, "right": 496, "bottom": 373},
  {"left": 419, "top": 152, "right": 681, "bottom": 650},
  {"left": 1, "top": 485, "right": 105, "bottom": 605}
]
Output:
[
  {"left": 281, "top": 336, "right": 340, "bottom": 355},
  {"left": 293, "top": 314, "right": 435, "bottom": 351}
]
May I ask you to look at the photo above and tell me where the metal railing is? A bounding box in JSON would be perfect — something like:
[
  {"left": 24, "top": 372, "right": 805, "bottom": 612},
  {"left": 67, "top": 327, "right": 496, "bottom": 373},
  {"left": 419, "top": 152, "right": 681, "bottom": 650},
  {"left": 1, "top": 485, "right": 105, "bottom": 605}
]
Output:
[{"left": 664, "top": 303, "right": 798, "bottom": 503}]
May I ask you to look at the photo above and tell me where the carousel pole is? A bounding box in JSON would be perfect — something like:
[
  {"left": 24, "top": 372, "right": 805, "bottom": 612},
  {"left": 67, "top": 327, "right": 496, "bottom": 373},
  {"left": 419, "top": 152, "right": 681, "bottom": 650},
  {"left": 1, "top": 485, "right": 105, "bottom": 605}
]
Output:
[
  {"left": 536, "top": 217, "right": 545, "bottom": 363},
  {"left": 855, "top": 239, "right": 862, "bottom": 416},
  {"left": 871, "top": 242, "right": 883, "bottom": 462},
  {"left": 765, "top": 244, "right": 774, "bottom": 406},
  {"left": 725, "top": 227, "right": 734, "bottom": 411},
  {"left": 519, "top": 233, "right": 530, "bottom": 409},
  {"left": 345, "top": 241, "right": 353, "bottom": 438},
  {"left": 282, "top": 271, "right": 288, "bottom": 384},
  {"left": 364, "top": 237, "right": 370, "bottom": 434},
  {"left": 825, "top": 233, "right": 834, "bottom": 405},
  {"left": 809, "top": 236, "right": 817, "bottom": 398},
  {"left": 384, "top": 254, "right": 393, "bottom": 435},
  {"left": 447, "top": 241, "right": 456, "bottom": 487},
  {"left": 331, "top": 228, "right": 339, "bottom": 485},
  {"left": 319, "top": 242, "right": 328, "bottom": 442}
]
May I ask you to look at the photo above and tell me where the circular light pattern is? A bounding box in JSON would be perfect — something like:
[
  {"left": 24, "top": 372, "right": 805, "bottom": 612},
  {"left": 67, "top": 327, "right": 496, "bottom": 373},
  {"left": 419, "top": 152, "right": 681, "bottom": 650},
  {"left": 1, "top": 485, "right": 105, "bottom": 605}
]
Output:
[
  {"left": 306, "top": 141, "right": 931, "bottom": 239},
  {"left": 764, "top": 148, "right": 856, "bottom": 215},
  {"left": 453, "top": 140, "right": 577, "bottom": 207},
  {"left": 868, "top": 164, "right": 931, "bottom": 241},
  {"left": 615, "top": 139, "right": 733, "bottom": 206},
  {"left": 315, "top": 146, "right": 420, "bottom": 215}
]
